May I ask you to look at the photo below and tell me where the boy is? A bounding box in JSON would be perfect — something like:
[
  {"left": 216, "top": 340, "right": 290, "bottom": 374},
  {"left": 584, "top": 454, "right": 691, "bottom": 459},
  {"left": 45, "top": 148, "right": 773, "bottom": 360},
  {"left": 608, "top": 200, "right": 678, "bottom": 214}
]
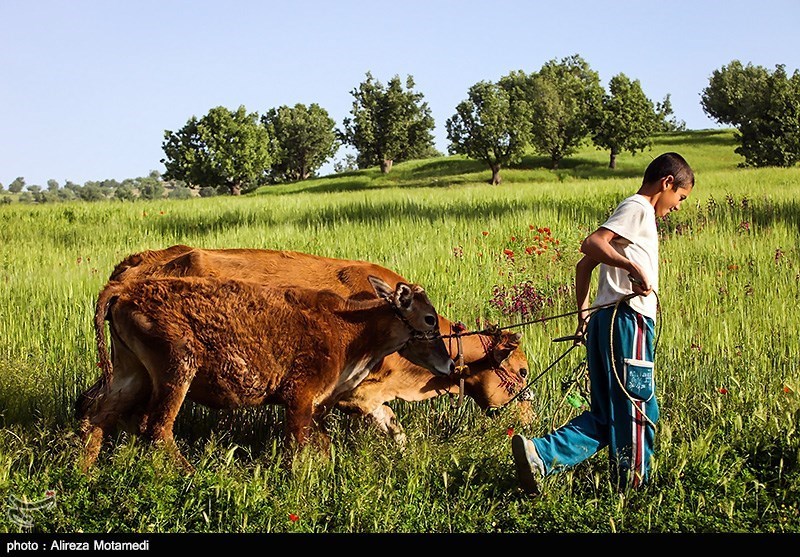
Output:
[{"left": 512, "top": 152, "right": 694, "bottom": 494}]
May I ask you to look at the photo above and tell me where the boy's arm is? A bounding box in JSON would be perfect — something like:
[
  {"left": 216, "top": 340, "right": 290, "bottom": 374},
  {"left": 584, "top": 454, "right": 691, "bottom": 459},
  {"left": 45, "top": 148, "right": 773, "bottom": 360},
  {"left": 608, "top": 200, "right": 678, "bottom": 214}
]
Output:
[
  {"left": 580, "top": 227, "right": 652, "bottom": 295},
  {"left": 574, "top": 254, "right": 598, "bottom": 344}
]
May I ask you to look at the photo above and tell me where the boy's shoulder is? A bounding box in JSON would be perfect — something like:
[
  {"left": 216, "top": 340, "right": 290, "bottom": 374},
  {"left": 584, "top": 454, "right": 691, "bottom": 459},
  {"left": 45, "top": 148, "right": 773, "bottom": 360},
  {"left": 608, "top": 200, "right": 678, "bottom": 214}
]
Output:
[{"left": 613, "top": 194, "right": 653, "bottom": 214}]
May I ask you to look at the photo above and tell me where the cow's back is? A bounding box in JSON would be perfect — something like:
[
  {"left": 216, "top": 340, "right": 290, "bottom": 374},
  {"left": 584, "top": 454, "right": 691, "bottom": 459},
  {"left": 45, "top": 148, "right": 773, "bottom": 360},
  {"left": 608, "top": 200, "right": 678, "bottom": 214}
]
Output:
[{"left": 111, "top": 246, "right": 407, "bottom": 298}]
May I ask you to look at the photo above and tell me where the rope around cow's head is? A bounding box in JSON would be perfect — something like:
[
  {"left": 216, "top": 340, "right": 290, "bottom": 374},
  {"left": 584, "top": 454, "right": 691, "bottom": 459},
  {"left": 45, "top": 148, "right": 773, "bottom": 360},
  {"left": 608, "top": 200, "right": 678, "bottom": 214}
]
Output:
[{"left": 446, "top": 289, "right": 662, "bottom": 427}]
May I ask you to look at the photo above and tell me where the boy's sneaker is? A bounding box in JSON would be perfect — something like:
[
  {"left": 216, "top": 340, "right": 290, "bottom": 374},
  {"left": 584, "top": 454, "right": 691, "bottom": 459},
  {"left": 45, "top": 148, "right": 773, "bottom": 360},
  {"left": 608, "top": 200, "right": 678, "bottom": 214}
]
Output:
[{"left": 512, "top": 434, "right": 545, "bottom": 495}]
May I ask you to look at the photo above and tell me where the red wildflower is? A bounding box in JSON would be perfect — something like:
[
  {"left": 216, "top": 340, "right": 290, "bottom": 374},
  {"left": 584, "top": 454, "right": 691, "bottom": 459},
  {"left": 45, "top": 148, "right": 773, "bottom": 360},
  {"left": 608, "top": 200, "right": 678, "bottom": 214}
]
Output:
[
  {"left": 482, "top": 231, "right": 489, "bottom": 236},
  {"left": 289, "top": 513, "right": 299, "bottom": 522},
  {"left": 718, "top": 387, "right": 729, "bottom": 395},
  {"left": 537, "top": 227, "right": 544, "bottom": 234},
  {"left": 45, "top": 490, "right": 55, "bottom": 497},
  {"left": 543, "top": 227, "right": 551, "bottom": 234},
  {"left": 510, "top": 236, "right": 516, "bottom": 242},
  {"left": 96, "top": 362, "right": 102, "bottom": 368},
  {"left": 784, "top": 386, "right": 793, "bottom": 394},
  {"left": 525, "top": 246, "right": 534, "bottom": 255},
  {"left": 529, "top": 224, "right": 535, "bottom": 230},
  {"left": 506, "top": 427, "right": 515, "bottom": 437},
  {"left": 728, "top": 264, "right": 739, "bottom": 271},
  {"left": 503, "top": 249, "right": 514, "bottom": 259}
]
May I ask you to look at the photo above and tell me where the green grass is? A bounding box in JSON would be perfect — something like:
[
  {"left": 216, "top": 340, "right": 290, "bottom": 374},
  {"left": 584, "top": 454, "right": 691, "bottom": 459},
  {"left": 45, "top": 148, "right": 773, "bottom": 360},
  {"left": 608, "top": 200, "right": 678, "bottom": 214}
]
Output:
[{"left": 1, "top": 129, "right": 799, "bottom": 533}]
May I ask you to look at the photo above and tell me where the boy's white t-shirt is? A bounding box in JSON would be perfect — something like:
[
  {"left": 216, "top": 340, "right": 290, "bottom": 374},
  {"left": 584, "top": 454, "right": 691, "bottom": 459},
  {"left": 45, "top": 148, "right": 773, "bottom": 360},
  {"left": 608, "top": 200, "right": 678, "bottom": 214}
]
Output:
[{"left": 592, "top": 194, "right": 659, "bottom": 320}]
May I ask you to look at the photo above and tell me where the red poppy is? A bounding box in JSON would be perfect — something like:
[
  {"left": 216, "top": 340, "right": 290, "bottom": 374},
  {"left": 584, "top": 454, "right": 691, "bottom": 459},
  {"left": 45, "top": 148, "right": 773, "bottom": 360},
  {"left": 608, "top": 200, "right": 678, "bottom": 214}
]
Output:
[
  {"left": 718, "top": 387, "right": 729, "bottom": 395},
  {"left": 543, "top": 227, "right": 551, "bottom": 234},
  {"left": 503, "top": 249, "right": 514, "bottom": 259},
  {"left": 510, "top": 236, "right": 516, "bottom": 242},
  {"left": 506, "top": 427, "right": 515, "bottom": 437},
  {"left": 784, "top": 386, "right": 793, "bottom": 394},
  {"left": 529, "top": 224, "right": 535, "bottom": 230},
  {"left": 525, "top": 247, "right": 534, "bottom": 255},
  {"left": 289, "top": 513, "right": 299, "bottom": 522},
  {"left": 482, "top": 231, "right": 489, "bottom": 236}
]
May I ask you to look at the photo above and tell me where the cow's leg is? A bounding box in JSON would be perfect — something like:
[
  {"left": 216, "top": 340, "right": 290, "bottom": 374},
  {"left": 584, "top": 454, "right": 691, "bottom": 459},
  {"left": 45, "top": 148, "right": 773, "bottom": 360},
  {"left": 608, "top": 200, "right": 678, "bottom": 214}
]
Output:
[
  {"left": 142, "top": 359, "right": 195, "bottom": 472},
  {"left": 366, "top": 403, "right": 407, "bottom": 448}
]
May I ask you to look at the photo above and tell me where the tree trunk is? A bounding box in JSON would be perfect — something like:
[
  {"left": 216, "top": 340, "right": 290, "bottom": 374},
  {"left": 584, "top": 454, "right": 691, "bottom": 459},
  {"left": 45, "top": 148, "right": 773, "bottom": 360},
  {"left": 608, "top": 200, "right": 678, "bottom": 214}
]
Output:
[
  {"left": 490, "top": 164, "right": 502, "bottom": 185},
  {"left": 380, "top": 159, "right": 393, "bottom": 173},
  {"left": 228, "top": 183, "right": 242, "bottom": 196},
  {"left": 609, "top": 152, "right": 617, "bottom": 169}
]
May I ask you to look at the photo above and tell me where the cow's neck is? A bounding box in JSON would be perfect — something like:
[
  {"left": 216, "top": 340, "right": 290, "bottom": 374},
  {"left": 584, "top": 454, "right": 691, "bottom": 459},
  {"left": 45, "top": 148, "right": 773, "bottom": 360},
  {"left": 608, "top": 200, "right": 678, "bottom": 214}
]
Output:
[{"left": 329, "top": 300, "right": 410, "bottom": 400}]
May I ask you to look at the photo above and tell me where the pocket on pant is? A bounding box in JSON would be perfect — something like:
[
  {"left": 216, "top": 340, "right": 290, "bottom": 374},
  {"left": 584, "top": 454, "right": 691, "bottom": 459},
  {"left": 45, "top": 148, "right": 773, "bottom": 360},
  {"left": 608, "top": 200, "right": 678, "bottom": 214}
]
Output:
[{"left": 623, "top": 358, "right": 654, "bottom": 401}]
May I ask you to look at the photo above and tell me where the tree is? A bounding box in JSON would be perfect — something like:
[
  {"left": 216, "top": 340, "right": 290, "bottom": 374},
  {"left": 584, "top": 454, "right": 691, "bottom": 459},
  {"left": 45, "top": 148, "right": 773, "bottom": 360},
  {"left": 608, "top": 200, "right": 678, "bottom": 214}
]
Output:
[
  {"left": 262, "top": 103, "right": 339, "bottom": 182},
  {"left": 446, "top": 81, "right": 531, "bottom": 185},
  {"left": 162, "top": 105, "right": 272, "bottom": 195},
  {"left": 0, "top": 182, "right": 4, "bottom": 193},
  {"left": 592, "top": 73, "right": 659, "bottom": 169},
  {"left": 655, "top": 94, "right": 686, "bottom": 132},
  {"left": 527, "top": 55, "right": 604, "bottom": 169},
  {"left": 8, "top": 177, "right": 25, "bottom": 194},
  {"left": 341, "top": 72, "right": 436, "bottom": 173},
  {"left": 701, "top": 61, "right": 800, "bottom": 167},
  {"left": 114, "top": 184, "right": 136, "bottom": 201},
  {"left": 47, "top": 179, "right": 60, "bottom": 192}
]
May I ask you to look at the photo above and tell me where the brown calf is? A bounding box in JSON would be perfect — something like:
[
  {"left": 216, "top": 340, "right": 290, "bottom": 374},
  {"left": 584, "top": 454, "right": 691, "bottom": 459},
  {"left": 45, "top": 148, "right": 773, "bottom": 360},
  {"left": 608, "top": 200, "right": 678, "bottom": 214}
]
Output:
[
  {"left": 79, "top": 275, "right": 453, "bottom": 471},
  {"left": 77, "top": 245, "right": 533, "bottom": 445}
]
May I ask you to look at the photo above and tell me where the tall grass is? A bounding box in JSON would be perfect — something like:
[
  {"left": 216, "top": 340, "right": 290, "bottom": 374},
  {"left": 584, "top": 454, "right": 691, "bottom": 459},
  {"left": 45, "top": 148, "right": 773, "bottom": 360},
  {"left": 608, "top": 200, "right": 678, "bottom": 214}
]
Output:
[{"left": 0, "top": 130, "right": 798, "bottom": 533}]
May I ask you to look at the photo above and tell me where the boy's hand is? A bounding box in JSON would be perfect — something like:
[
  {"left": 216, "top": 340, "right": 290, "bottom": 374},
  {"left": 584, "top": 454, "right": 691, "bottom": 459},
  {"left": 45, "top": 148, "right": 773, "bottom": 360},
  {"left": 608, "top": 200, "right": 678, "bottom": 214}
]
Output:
[
  {"left": 573, "top": 314, "right": 589, "bottom": 345},
  {"left": 627, "top": 268, "right": 653, "bottom": 296}
]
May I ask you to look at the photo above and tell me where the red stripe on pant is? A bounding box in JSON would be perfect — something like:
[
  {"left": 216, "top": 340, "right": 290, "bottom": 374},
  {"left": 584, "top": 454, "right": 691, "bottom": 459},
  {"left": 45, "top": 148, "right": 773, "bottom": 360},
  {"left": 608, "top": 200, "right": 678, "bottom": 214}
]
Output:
[{"left": 632, "top": 313, "right": 646, "bottom": 488}]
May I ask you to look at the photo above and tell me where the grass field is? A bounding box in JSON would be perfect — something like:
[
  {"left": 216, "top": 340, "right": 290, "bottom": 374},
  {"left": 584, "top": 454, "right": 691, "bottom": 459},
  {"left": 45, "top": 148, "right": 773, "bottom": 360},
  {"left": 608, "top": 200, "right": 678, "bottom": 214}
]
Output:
[{"left": 1, "top": 129, "right": 798, "bottom": 533}]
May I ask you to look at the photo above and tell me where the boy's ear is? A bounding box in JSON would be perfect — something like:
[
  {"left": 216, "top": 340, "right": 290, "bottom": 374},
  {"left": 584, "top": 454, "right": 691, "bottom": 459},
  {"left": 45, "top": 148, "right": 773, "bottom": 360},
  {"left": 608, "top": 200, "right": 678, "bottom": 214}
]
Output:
[{"left": 662, "top": 175, "right": 675, "bottom": 191}]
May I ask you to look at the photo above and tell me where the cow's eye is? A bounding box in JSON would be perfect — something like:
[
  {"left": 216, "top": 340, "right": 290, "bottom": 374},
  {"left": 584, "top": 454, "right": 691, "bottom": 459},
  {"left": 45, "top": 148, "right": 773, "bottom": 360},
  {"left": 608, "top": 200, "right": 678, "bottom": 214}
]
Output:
[{"left": 424, "top": 315, "right": 436, "bottom": 327}]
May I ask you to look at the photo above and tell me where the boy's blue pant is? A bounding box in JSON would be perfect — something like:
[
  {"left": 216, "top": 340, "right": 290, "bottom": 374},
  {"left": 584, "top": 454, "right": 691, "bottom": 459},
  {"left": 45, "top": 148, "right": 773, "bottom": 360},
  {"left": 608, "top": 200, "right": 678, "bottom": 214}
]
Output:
[{"left": 531, "top": 303, "right": 658, "bottom": 490}]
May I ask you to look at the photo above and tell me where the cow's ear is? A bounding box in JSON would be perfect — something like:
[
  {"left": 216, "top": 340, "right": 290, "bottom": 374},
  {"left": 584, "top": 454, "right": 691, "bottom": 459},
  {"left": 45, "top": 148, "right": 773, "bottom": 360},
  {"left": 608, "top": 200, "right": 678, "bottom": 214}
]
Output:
[
  {"left": 493, "top": 332, "right": 521, "bottom": 364},
  {"left": 368, "top": 275, "right": 393, "bottom": 301},
  {"left": 395, "top": 283, "right": 413, "bottom": 310}
]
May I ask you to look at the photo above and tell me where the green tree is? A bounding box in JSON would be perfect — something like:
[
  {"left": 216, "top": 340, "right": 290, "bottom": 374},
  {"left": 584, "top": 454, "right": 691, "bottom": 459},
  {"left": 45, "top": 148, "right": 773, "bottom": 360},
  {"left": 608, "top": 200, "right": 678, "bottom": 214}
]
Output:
[
  {"left": 702, "top": 60, "right": 800, "bottom": 167},
  {"left": 655, "top": 94, "right": 686, "bottom": 132},
  {"left": 162, "top": 105, "right": 272, "bottom": 195},
  {"left": 47, "top": 179, "right": 60, "bottom": 192},
  {"left": 262, "top": 103, "right": 339, "bottom": 182},
  {"left": 8, "top": 177, "right": 25, "bottom": 194},
  {"left": 341, "top": 72, "right": 436, "bottom": 173},
  {"left": 77, "top": 183, "right": 106, "bottom": 201},
  {"left": 592, "top": 73, "right": 658, "bottom": 169},
  {"left": 528, "top": 55, "right": 604, "bottom": 169},
  {"left": 26, "top": 184, "right": 42, "bottom": 194},
  {"left": 446, "top": 81, "right": 531, "bottom": 185},
  {"left": 114, "top": 184, "right": 136, "bottom": 201}
]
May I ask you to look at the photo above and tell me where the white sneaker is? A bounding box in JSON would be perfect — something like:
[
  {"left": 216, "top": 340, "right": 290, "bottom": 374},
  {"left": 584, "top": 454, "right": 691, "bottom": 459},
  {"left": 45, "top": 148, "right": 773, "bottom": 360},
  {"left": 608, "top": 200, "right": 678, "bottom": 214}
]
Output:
[{"left": 512, "top": 434, "right": 544, "bottom": 495}]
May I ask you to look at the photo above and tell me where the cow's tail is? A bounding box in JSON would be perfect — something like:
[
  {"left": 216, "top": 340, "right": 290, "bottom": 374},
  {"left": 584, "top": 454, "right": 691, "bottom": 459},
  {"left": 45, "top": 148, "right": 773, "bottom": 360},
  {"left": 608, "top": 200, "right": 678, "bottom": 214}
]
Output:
[{"left": 75, "top": 282, "right": 122, "bottom": 420}]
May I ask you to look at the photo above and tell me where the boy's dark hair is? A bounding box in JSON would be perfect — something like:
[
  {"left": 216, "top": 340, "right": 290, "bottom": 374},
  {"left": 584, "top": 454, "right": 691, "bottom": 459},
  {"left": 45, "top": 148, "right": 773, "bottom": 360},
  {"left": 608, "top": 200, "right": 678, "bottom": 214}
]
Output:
[{"left": 643, "top": 152, "right": 694, "bottom": 189}]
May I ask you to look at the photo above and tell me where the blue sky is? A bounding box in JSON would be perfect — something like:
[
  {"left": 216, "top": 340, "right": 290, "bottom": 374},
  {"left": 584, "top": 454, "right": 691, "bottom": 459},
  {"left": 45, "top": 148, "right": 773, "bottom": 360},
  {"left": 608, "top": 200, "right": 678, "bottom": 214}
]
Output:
[{"left": 2, "top": 0, "right": 799, "bottom": 187}]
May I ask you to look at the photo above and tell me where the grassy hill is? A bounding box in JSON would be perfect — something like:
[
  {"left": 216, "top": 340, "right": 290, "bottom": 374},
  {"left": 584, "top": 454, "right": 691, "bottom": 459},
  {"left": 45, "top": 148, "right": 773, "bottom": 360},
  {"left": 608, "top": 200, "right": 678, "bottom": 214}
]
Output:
[{"left": 0, "top": 128, "right": 799, "bottom": 534}]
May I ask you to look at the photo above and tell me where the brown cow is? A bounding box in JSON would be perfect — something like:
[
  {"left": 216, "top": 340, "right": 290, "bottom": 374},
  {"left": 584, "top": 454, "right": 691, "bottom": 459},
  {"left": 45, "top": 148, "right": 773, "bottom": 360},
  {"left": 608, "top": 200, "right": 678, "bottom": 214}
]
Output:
[
  {"left": 79, "top": 275, "right": 454, "bottom": 471},
  {"left": 77, "top": 245, "right": 533, "bottom": 446}
]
